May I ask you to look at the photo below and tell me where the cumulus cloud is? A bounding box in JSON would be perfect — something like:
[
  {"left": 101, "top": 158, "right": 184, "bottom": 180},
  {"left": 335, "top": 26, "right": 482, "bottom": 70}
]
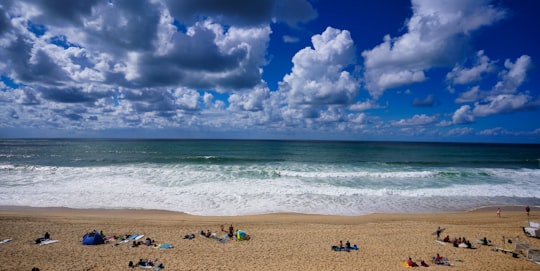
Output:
[
  {"left": 447, "top": 127, "right": 473, "bottom": 136},
  {"left": 451, "top": 54, "right": 537, "bottom": 123},
  {"left": 473, "top": 94, "right": 534, "bottom": 117},
  {"left": 455, "top": 86, "right": 481, "bottom": 103},
  {"left": 0, "top": 0, "right": 304, "bottom": 133},
  {"left": 452, "top": 105, "right": 474, "bottom": 124},
  {"left": 492, "top": 55, "right": 532, "bottom": 95},
  {"left": 392, "top": 114, "right": 437, "bottom": 126},
  {"left": 280, "top": 27, "right": 358, "bottom": 107},
  {"left": 362, "top": 0, "right": 505, "bottom": 98},
  {"left": 446, "top": 50, "right": 496, "bottom": 85},
  {"left": 165, "top": 0, "right": 316, "bottom": 27}
]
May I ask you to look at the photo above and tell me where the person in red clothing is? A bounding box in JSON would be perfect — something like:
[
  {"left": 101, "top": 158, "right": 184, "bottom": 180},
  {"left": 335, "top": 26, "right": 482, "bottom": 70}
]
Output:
[{"left": 407, "top": 257, "right": 418, "bottom": 267}]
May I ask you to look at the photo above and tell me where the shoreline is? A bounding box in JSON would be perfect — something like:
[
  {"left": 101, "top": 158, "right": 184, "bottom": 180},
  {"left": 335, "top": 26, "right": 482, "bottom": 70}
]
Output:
[
  {"left": 1, "top": 204, "right": 538, "bottom": 216},
  {"left": 1, "top": 205, "right": 539, "bottom": 270}
]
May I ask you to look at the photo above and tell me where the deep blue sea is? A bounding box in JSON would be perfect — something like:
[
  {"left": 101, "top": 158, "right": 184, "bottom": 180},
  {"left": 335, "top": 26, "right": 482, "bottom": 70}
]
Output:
[{"left": 1, "top": 139, "right": 539, "bottom": 216}]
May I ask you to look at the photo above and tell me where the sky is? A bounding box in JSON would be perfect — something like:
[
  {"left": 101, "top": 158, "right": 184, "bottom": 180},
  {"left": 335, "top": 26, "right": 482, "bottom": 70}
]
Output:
[{"left": 0, "top": 0, "right": 539, "bottom": 143}]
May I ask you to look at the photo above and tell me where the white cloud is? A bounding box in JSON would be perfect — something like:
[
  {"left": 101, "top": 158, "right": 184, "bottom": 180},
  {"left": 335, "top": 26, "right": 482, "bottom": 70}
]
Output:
[
  {"left": 446, "top": 50, "right": 496, "bottom": 85},
  {"left": 392, "top": 114, "right": 437, "bottom": 127},
  {"left": 455, "top": 86, "right": 480, "bottom": 103},
  {"left": 447, "top": 127, "right": 473, "bottom": 136},
  {"left": 349, "top": 100, "right": 383, "bottom": 111},
  {"left": 473, "top": 94, "right": 533, "bottom": 117},
  {"left": 452, "top": 105, "right": 474, "bottom": 124},
  {"left": 280, "top": 27, "right": 358, "bottom": 106},
  {"left": 283, "top": 35, "right": 300, "bottom": 43},
  {"left": 492, "top": 55, "right": 532, "bottom": 95},
  {"left": 362, "top": 0, "right": 505, "bottom": 98},
  {"left": 228, "top": 86, "right": 270, "bottom": 112},
  {"left": 478, "top": 127, "right": 505, "bottom": 136}
]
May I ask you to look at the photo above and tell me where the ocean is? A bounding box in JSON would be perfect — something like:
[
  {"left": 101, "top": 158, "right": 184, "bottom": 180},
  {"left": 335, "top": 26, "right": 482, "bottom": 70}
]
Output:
[{"left": 0, "top": 139, "right": 539, "bottom": 216}]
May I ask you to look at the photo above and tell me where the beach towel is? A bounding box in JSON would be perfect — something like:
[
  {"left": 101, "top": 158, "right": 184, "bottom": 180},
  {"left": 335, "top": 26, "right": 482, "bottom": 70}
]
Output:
[
  {"left": 213, "top": 236, "right": 229, "bottom": 243},
  {"left": 432, "top": 256, "right": 452, "bottom": 266},
  {"left": 155, "top": 243, "right": 173, "bottom": 249},
  {"left": 401, "top": 261, "right": 411, "bottom": 268},
  {"left": 331, "top": 246, "right": 352, "bottom": 252}
]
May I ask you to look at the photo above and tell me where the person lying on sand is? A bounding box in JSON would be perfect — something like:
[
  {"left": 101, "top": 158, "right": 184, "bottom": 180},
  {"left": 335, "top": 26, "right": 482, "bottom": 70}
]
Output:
[{"left": 407, "top": 257, "right": 418, "bottom": 267}]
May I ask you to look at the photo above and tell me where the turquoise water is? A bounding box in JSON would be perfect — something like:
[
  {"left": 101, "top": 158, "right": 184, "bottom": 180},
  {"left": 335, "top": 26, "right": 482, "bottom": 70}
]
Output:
[{"left": 0, "top": 139, "right": 539, "bottom": 215}]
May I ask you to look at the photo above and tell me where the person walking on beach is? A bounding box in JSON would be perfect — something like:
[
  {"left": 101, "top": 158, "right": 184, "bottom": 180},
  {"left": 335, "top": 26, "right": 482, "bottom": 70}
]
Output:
[
  {"left": 496, "top": 208, "right": 501, "bottom": 218},
  {"left": 436, "top": 227, "right": 442, "bottom": 240},
  {"left": 526, "top": 206, "right": 530, "bottom": 217}
]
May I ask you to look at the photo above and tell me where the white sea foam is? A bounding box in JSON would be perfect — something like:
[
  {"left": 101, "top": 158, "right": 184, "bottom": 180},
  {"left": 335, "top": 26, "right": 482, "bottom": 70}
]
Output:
[{"left": 1, "top": 163, "right": 539, "bottom": 215}]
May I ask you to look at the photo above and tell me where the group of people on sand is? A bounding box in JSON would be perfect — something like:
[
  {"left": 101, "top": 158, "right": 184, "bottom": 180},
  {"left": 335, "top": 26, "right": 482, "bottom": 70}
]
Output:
[
  {"left": 406, "top": 253, "right": 452, "bottom": 267},
  {"left": 34, "top": 232, "right": 51, "bottom": 244},
  {"left": 331, "top": 239, "right": 358, "bottom": 252},
  {"left": 131, "top": 237, "right": 156, "bottom": 247},
  {"left": 198, "top": 224, "right": 251, "bottom": 241},
  {"left": 441, "top": 235, "right": 475, "bottom": 248},
  {"left": 406, "top": 257, "right": 430, "bottom": 267},
  {"left": 128, "top": 258, "right": 164, "bottom": 269},
  {"left": 221, "top": 224, "right": 235, "bottom": 238}
]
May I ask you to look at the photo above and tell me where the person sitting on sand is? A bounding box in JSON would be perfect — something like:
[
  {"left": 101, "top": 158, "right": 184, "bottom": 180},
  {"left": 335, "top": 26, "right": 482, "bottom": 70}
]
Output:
[
  {"left": 407, "top": 257, "right": 418, "bottom": 267},
  {"left": 205, "top": 229, "right": 212, "bottom": 238},
  {"left": 339, "top": 240, "right": 344, "bottom": 249},
  {"left": 420, "top": 260, "right": 429, "bottom": 267},
  {"left": 345, "top": 240, "right": 351, "bottom": 250},
  {"left": 44, "top": 232, "right": 50, "bottom": 240},
  {"left": 443, "top": 235, "right": 450, "bottom": 242},
  {"left": 228, "top": 224, "right": 234, "bottom": 238},
  {"left": 433, "top": 253, "right": 449, "bottom": 265}
]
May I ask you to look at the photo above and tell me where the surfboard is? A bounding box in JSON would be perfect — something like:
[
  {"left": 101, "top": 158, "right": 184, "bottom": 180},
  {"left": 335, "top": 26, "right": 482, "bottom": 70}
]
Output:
[
  {"left": 435, "top": 240, "right": 446, "bottom": 245},
  {"left": 39, "top": 239, "right": 59, "bottom": 245},
  {"left": 0, "top": 238, "right": 13, "bottom": 245},
  {"left": 476, "top": 239, "right": 492, "bottom": 245},
  {"left": 113, "top": 234, "right": 140, "bottom": 247}
]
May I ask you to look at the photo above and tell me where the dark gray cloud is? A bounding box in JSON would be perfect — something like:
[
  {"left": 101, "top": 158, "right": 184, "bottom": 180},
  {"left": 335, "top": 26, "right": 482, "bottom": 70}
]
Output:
[
  {"left": 273, "top": 0, "right": 318, "bottom": 26},
  {"left": 82, "top": 0, "right": 162, "bottom": 52},
  {"left": 40, "top": 87, "right": 113, "bottom": 104},
  {"left": 166, "top": 0, "right": 274, "bottom": 26},
  {"left": 165, "top": 0, "right": 316, "bottom": 27},
  {"left": 3, "top": 36, "right": 71, "bottom": 86},
  {"left": 28, "top": 0, "right": 101, "bottom": 26},
  {"left": 0, "top": 6, "right": 12, "bottom": 35}
]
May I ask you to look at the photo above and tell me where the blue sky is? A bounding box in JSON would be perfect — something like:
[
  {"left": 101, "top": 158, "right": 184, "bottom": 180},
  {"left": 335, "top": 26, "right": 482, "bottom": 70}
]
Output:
[{"left": 0, "top": 0, "right": 539, "bottom": 143}]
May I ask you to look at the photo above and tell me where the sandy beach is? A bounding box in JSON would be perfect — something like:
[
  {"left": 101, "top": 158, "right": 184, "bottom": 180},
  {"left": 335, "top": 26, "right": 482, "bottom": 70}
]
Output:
[{"left": 1, "top": 206, "right": 539, "bottom": 271}]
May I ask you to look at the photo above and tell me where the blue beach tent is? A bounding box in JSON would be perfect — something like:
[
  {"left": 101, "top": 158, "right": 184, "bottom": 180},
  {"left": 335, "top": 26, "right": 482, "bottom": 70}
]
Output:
[{"left": 82, "top": 230, "right": 104, "bottom": 245}]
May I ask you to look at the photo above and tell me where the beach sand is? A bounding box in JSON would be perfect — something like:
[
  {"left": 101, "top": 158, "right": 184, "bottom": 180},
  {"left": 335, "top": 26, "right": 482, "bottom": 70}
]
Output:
[{"left": 1, "top": 206, "right": 539, "bottom": 271}]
